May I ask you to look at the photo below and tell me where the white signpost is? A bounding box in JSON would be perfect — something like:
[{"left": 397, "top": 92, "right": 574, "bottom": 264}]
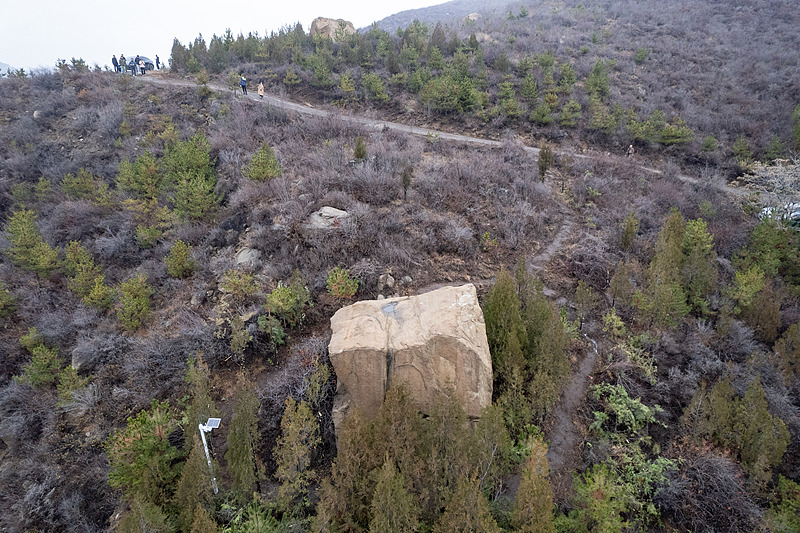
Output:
[{"left": 198, "top": 417, "right": 221, "bottom": 494}]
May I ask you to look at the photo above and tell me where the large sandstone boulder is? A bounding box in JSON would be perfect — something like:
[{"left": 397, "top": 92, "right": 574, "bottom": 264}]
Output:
[
  {"left": 310, "top": 17, "right": 356, "bottom": 42},
  {"left": 328, "top": 284, "right": 492, "bottom": 434}
]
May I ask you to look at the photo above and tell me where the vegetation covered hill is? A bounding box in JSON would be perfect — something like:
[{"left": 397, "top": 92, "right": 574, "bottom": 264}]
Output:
[
  {"left": 168, "top": 0, "right": 800, "bottom": 175},
  {"left": 0, "top": 0, "right": 799, "bottom": 531}
]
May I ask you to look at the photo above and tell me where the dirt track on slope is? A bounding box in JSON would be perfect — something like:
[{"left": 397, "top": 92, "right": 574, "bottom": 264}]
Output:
[{"left": 140, "top": 73, "right": 745, "bottom": 197}]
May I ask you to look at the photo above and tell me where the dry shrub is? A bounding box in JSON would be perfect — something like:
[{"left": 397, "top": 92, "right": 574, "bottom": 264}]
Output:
[
  {"left": 71, "top": 333, "right": 128, "bottom": 374},
  {"left": 343, "top": 163, "right": 401, "bottom": 206},
  {"left": 567, "top": 233, "right": 615, "bottom": 289},
  {"left": 97, "top": 101, "right": 123, "bottom": 140},
  {"left": 40, "top": 200, "right": 104, "bottom": 243},
  {"left": 258, "top": 335, "right": 335, "bottom": 467},
  {"left": 656, "top": 442, "right": 762, "bottom": 533}
]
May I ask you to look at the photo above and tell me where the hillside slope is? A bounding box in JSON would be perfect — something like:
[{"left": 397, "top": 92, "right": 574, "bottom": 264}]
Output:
[{"left": 1, "top": 2, "right": 799, "bottom": 529}]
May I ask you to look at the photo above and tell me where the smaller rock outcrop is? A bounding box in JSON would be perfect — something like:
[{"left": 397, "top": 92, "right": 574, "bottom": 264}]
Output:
[
  {"left": 235, "top": 247, "right": 262, "bottom": 270},
  {"left": 310, "top": 18, "right": 356, "bottom": 42},
  {"left": 328, "top": 284, "right": 492, "bottom": 436},
  {"left": 306, "top": 206, "right": 349, "bottom": 229}
]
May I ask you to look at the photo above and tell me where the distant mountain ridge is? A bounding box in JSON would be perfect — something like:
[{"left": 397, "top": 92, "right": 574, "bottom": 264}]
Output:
[
  {"left": 372, "top": 0, "right": 515, "bottom": 31},
  {"left": 0, "top": 61, "right": 12, "bottom": 73}
]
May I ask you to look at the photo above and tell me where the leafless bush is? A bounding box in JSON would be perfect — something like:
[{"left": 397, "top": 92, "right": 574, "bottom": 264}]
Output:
[
  {"left": 32, "top": 306, "right": 96, "bottom": 349},
  {"left": 715, "top": 320, "right": 762, "bottom": 363},
  {"left": 498, "top": 200, "right": 546, "bottom": 250},
  {"left": 120, "top": 331, "right": 214, "bottom": 396},
  {"left": 70, "top": 106, "right": 98, "bottom": 134},
  {"left": 29, "top": 69, "right": 63, "bottom": 91},
  {"left": 40, "top": 200, "right": 104, "bottom": 243},
  {"left": 0, "top": 381, "right": 52, "bottom": 453},
  {"left": 648, "top": 175, "right": 688, "bottom": 212},
  {"left": 2, "top": 116, "right": 41, "bottom": 148},
  {"left": 1, "top": 452, "right": 109, "bottom": 533},
  {"left": 258, "top": 334, "right": 336, "bottom": 462},
  {"left": 91, "top": 220, "right": 141, "bottom": 269},
  {"left": 172, "top": 222, "right": 213, "bottom": 247},
  {"left": 61, "top": 383, "right": 100, "bottom": 417},
  {"left": 567, "top": 233, "right": 615, "bottom": 289},
  {"left": 442, "top": 218, "right": 476, "bottom": 256},
  {"left": 71, "top": 332, "right": 128, "bottom": 373},
  {"left": 97, "top": 101, "right": 123, "bottom": 139},
  {"left": 656, "top": 446, "right": 762, "bottom": 533},
  {"left": 344, "top": 162, "right": 401, "bottom": 206},
  {"left": 376, "top": 234, "right": 416, "bottom": 271}
]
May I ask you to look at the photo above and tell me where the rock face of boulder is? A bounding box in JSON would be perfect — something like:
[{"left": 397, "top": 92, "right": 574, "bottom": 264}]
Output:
[
  {"left": 309, "top": 17, "right": 356, "bottom": 42},
  {"left": 328, "top": 284, "right": 492, "bottom": 434}
]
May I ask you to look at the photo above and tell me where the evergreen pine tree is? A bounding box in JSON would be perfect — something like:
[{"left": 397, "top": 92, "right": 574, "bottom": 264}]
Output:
[
  {"left": 375, "top": 384, "right": 424, "bottom": 490},
  {"left": 3, "top": 209, "right": 59, "bottom": 277},
  {"left": 368, "top": 459, "right": 420, "bottom": 533},
  {"left": 243, "top": 142, "right": 281, "bottom": 181},
  {"left": 106, "top": 400, "right": 183, "bottom": 507},
  {"left": 225, "top": 376, "right": 261, "bottom": 504},
  {"left": 174, "top": 435, "right": 215, "bottom": 533},
  {"left": 512, "top": 435, "right": 556, "bottom": 533},
  {"left": 681, "top": 218, "right": 718, "bottom": 314},
  {"left": 183, "top": 354, "right": 218, "bottom": 451},
  {"left": 117, "top": 497, "right": 171, "bottom": 533},
  {"left": 274, "top": 397, "right": 319, "bottom": 513},
  {"left": 570, "top": 463, "right": 629, "bottom": 533},
  {"left": 432, "top": 476, "right": 501, "bottom": 533},
  {"left": 735, "top": 376, "right": 790, "bottom": 483},
  {"left": 638, "top": 208, "right": 689, "bottom": 327},
  {"left": 117, "top": 273, "right": 154, "bottom": 331},
  {"left": 774, "top": 323, "right": 800, "bottom": 384},
  {"left": 609, "top": 262, "right": 635, "bottom": 308},
  {"left": 620, "top": 212, "right": 639, "bottom": 252},
  {"left": 483, "top": 269, "right": 526, "bottom": 382},
  {"left": 190, "top": 504, "right": 218, "bottom": 533},
  {"left": 538, "top": 144, "right": 555, "bottom": 182},
  {"left": 313, "top": 409, "right": 379, "bottom": 531},
  {"left": 354, "top": 136, "right": 367, "bottom": 159}
]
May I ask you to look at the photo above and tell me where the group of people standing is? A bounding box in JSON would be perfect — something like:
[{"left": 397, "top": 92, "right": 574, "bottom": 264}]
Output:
[
  {"left": 239, "top": 76, "right": 265, "bottom": 99},
  {"left": 111, "top": 54, "right": 160, "bottom": 75}
]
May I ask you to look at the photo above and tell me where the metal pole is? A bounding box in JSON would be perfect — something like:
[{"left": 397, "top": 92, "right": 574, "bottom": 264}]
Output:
[{"left": 198, "top": 424, "right": 219, "bottom": 494}]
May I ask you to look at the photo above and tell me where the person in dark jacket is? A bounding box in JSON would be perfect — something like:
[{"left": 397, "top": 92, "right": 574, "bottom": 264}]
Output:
[
  {"left": 112, "top": 55, "right": 119, "bottom": 72},
  {"left": 119, "top": 54, "right": 126, "bottom": 73},
  {"left": 155, "top": 55, "right": 160, "bottom": 69},
  {"left": 240, "top": 76, "right": 247, "bottom": 95}
]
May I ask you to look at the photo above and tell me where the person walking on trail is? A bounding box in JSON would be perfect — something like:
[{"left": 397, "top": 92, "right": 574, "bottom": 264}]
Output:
[
  {"left": 626, "top": 144, "right": 635, "bottom": 158},
  {"left": 258, "top": 81, "right": 264, "bottom": 99},
  {"left": 240, "top": 76, "right": 248, "bottom": 95},
  {"left": 155, "top": 55, "right": 160, "bottom": 69}
]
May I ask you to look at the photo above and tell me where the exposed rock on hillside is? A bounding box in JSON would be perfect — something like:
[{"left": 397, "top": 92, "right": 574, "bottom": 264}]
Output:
[
  {"left": 306, "top": 206, "right": 349, "bottom": 229},
  {"left": 736, "top": 161, "right": 800, "bottom": 206},
  {"left": 309, "top": 17, "right": 356, "bottom": 42},
  {"left": 328, "top": 284, "right": 492, "bottom": 435}
]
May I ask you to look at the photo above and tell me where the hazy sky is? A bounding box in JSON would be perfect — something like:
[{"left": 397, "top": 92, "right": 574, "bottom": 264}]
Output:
[{"left": 2, "top": 0, "right": 446, "bottom": 71}]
